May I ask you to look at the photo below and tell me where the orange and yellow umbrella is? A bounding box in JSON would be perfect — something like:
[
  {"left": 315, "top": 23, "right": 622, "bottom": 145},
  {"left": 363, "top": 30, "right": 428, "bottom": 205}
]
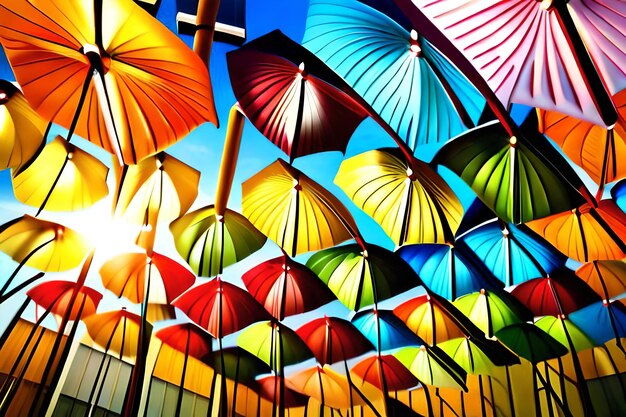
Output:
[
  {"left": 576, "top": 260, "right": 626, "bottom": 300},
  {"left": 0, "top": 0, "right": 217, "bottom": 165},
  {"left": 83, "top": 308, "right": 144, "bottom": 361}
]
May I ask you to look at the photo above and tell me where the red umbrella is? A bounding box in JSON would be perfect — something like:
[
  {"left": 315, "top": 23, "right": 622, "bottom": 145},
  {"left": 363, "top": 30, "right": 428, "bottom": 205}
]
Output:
[
  {"left": 511, "top": 272, "right": 601, "bottom": 317},
  {"left": 258, "top": 376, "right": 309, "bottom": 409},
  {"left": 351, "top": 354, "right": 419, "bottom": 392},
  {"left": 155, "top": 322, "right": 213, "bottom": 417},
  {"left": 27, "top": 280, "right": 102, "bottom": 321},
  {"left": 242, "top": 254, "right": 336, "bottom": 320}
]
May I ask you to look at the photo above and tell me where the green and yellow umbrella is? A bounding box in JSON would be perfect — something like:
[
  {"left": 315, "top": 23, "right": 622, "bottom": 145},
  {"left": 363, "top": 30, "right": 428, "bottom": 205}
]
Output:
[
  {"left": 335, "top": 148, "right": 463, "bottom": 246},
  {"left": 12, "top": 136, "right": 109, "bottom": 214},
  {"left": 394, "top": 345, "right": 467, "bottom": 391},
  {"left": 0, "top": 80, "right": 46, "bottom": 171}
]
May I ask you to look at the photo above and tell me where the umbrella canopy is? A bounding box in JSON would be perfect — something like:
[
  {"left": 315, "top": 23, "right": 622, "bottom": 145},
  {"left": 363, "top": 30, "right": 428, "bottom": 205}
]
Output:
[
  {"left": 170, "top": 206, "right": 267, "bottom": 277},
  {"left": 12, "top": 136, "right": 108, "bottom": 213},
  {"left": 576, "top": 260, "right": 626, "bottom": 300},
  {"left": 534, "top": 316, "right": 595, "bottom": 353},
  {"left": 335, "top": 148, "right": 463, "bottom": 246},
  {"left": 351, "top": 354, "right": 419, "bottom": 391},
  {"left": 306, "top": 243, "right": 422, "bottom": 311},
  {"left": 27, "top": 280, "right": 102, "bottom": 321},
  {"left": 99, "top": 251, "right": 195, "bottom": 305},
  {"left": 393, "top": 294, "right": 467, "bottom": 345},
  {"left": 404, "top": 0, "right": 618, "bottom": 127},
  {"left": 155, "top": 322, "right": 213, "bottom": 360},
  {"left": 204, "top": 346, "right": 271, "bottom": 388},
  {"left": 569, "top": 300, "right": 626, "bottom": 346},
  {"left": 257, "top": 376, "right": 310, "bottom": 409},
  {"left": 453, "top": 289, "right": 530, "bottom": 338},
  {"left": 612, "top": 178, "right": 626, "bottom": 212},
  {"left": 287, "top": 364, "right": 365, "bottom": 410},
  {"left": 394, "top": 345, "right": 467, "bottom": 390},
  {"left": 537, "top": 90, "right": 626, "bottom": 187},
  {"left": 527, "top": 199, "right": 626, "bottom": 263},
  {"left": 398, "top": 243, "right": 502, "bottom": 301},
  {"left": 303, "top": 0, "right": 485, "bottom": 150},
  {"left": 495, "top": 323, "right": 568, "bottom": 364},
  {"left": 113, "top": 152, "right": 200, "bottom": 226},
  {"left": 237, "top": 320, "right": 313, "bottom": 369},
  {"left": 83, "top": 308, "right": 143, "bottom": 360},
  {"left": 242, "top": 254, "right": 335, "bottom": 320},
  {"left": 173, "top": 277, "right": 271, "bottom": 339},
  {"left": 352, "top": 309, "right": 423, "bottom": 352},
  {"left": 0, "top": 0, "right": 217, "bottom": 165},
  {"left": 297, "top": 316, "right": 375, "bottom": 365},
  {"left": 227, "top": 29, "right": 368, "bottom": 160},
  {"left": 438, "top": 337, "right": 497, "bottom": 376},
  {"left": 0, "top": 80, "right": 46, "bottom": 171},
  {"left": 434, "top": 119, "right": 586, "bottom": 224},
  {"left": 458, "top": 219, "right": 566, "bottom": 286},
  {"left": 242, "top": 159, "right": 359, "bottom": 257},
  {"left": 0, "top": 215, "right": 90, "bottom": 272},
  {"left": 510, "top": 273, "right": 601, "bottom": 317}
]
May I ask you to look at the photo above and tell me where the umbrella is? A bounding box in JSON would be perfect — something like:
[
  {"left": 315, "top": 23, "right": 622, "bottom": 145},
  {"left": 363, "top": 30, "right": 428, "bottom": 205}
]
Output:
[
  {"left": 257, "top": 376, "right": 309, "bottom": 409},
  {"left": 303, "top": 0, "right": 486, "bottom": 150},
  {"left": 576, "top": 260, "right": 626, "bottom": 300},
  {"left": 395, "top": 345, "right": 467, "bottom": 390},
  {"left": 527, "top": 199, "right": 626, "bottom": 262},
  {"left": 511, "top": 272, "right": 601, "bottom": 317},
  {"left": 569, "top": 300, "right": 626, "bottom": 351},
  {"left": 612, "top": 178, "right": 626, "bottom": 212},
  {"left": 83, "top": 308, "right": 145, "bottom": 416},
  {"left": 28, "top": 280, "right": 102, "bottom": 322},
  {"left": 242, "top": 254, "right": 336, "bottom": 320},
  {"left": 0, "top": 216, "right": 90, "bottom": 299},
  {"left": 306, "top": 243, "right": 421, "bottom": 311},
  {"left": 453, "top": 290, "right": 530, "bottom": 338},
  {"left": 397, "top": 243, "right": 502, "bottom": 301},
  {"left": 458, "top": 219, "right": 566, "bottom": 287},
  {"left": 0, "top": 0, "right": 217, "bottom": 165},
  {"left": 155, "top": 322, "right": 213, "bottom": 417},
  {"left": 227, "top": 30, "right": 368, "bottom": 161},
  {"left": 335, "top": 148, "right": 464, "bottom": 246},
  {"left": 394, "top": 294, "right": 466, "bottom": 345},
  {"left": 438, "top": 338, "right": 496, "bottom": 377},
  {"left": 351, "top": 354, "right": 419, "bottom": 392},
  {"left": 11, "top": 135, "right": 109, "bottom": 215},
  {"left": 397, "top": 0, "right": 618, "bottom": 127},
  {"left": 242, "top": 158, "right": 360, "bottom": 257},
  {"left": 170, "top": 106, "right": 267, "bottom": 277},
  {"left": 434, "top": 119, "right": 587, "bottom": 224},
  {"left": 537, "top": 89, "right": 626, "bottom": 191},
  {"left": 352, "top": 309, "right": 423, "bottom": 352},
  {"left": 0, "top": 80, "right": 46, "bottom": 171}
]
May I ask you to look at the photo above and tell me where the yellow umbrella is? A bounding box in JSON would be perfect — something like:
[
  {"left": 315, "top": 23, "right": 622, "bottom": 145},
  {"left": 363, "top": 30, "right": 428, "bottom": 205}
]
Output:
[
  {"left": 0, "top": 80, "right": 46, "bottom": 171},
  {"left": 394, "top": 345, "right": 467, "bottom": 391},
  {"left": 242, "top": 158, "right": 359, "bottom": 256},
  {"left": 335, "top": 148, "right": 463, "bottom": 245},
  {"left": 12, "top": 136, "right": 109, "bottom": 214},
  {"left": 83, "top": 308, "right": 145, "bottom": 362},
  {"left": 576, "top": 260, "right": 626, "bottom": 300}
]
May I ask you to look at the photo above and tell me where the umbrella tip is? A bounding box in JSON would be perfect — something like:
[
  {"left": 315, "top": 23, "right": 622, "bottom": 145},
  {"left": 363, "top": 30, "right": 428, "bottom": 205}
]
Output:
[
  {"left": 539, "top": 0, "right": 554, "bottom": 11},
  {"left": 509, "top": 136, "right": 517, "bottom": 146},
  {"left": 480, "top": 288, "right": 486, "bottom": 295}
]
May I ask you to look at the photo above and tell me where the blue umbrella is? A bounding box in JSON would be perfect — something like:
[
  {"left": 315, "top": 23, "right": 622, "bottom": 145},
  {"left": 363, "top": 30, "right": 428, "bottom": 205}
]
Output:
[
  {"left": 398, "top": 244, "right": 502, "bottom": 300},
  {"left": 611, "top": 179, "right": 626, "bottom": 213},
  {"left": 569, "top": 300, "right": 626, "bottom": 351},
  {"left": 458, "top": 219, "right": 566, "bottom": 286},
  {"left": 302, "top": 0, "right": 485, "bottom": 151},
  {"left": 351, "top": 309, "right": 423, "bottom": 352}
]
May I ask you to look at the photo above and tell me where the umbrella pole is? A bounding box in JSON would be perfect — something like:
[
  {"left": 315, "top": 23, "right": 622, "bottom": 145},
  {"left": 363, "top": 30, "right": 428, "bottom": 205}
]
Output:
[
  {"left": 504, "top": 365, "right": 516, "bottom": 417},
  {"left": 87, "top": 316, "right": 123, "bottom": 415},
  {"left": 206, "top": 364, "right": 218, "bottom": 417},
  {"left": 478, "top": 374, "right": 487, "bottom": 417},
  {"left": 487, "top": 376, "right": 496, "bottom": 417},
  {"left": 422, "top": 384, "right": 434, "bottom": 417},
  {"left": 343, "top": 360, "right": 382, "bottom": 417},
  {"left": 0, "top": 272, "right": 45, "bottom": 304},
  {"left": 142, "top": 344, "right": 163, "bottom": 417},
  {"left": 91, "top": 355, "right": 113, "bottom": 417},
  {"left": 560, "top": 319, "right": 596, "bottom": 417},
  {"left": 174, "top": 332, "right": 191, "bottom": 417},
  {"left": 316, "top": 367, "right": 325, "bottom": 417},
  {"left": 231, "top": 353, "right": 241, "bottom": 417},
  {"left": 542, "top": 362, "right": 555, "bottom": 417},
  {"left": 460, "top": 390, "right": 466, "bottom": 417},
  {"left": 0, "top": 297, "right": 29, "bottom": 350},
  {"left": 279, "top": 327, "right": 286, "bottom": 417},
  {"left": 288, "top": 75, "right": 307, "bottom": 166},
  {"left": 218, "top": 338, "right": 229, "bottom": 417},
  {"left": 0, "top": 239, "right": 54, "bottom": 300},
  {"left": 532, "top": 365, "right": 542, "bottom": 417},
  {"left": 555, "top": 356, "right": 570, "bottom": 411},
  {"left": 534, "top": 366, "right": 573, "bottom": 417}
]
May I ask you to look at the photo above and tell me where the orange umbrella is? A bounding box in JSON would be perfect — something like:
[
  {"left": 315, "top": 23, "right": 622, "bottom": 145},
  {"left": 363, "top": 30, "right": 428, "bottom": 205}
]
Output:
[
  {"left": 0, "top": 80, "right": 46, "bottom": 171},
  {"left": 0, "top": 0, "right": 217, "bottom": 165},
  {"left": 576, "top": 260, "right": 626, "bottom": 301}
]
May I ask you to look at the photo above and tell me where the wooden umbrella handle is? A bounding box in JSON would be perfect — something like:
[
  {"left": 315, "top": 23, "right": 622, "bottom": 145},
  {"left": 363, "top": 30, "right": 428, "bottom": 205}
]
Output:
[
  {"left": 215, "top": 104, "right": 245, "bottom": 215},
  {"left": 194, "top": 0, "right": 221, "bottom": 67}
]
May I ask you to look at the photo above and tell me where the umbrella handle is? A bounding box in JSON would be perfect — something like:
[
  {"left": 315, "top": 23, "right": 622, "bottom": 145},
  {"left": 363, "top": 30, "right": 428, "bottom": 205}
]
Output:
[
  {"left": 194, "top": 0, "right": 221, "bottom": 68},
  {"left": 215, "top": 104, "right": 245, "bottom": 216}
]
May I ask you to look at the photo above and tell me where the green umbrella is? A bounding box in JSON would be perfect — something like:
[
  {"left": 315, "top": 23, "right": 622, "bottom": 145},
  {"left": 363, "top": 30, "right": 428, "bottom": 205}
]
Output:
[
  {"left": 394, "top": 345, "right": 467, "bottom": 391},
  {"left": 534, "top": 316, "right": 595, "bottom": 354}
]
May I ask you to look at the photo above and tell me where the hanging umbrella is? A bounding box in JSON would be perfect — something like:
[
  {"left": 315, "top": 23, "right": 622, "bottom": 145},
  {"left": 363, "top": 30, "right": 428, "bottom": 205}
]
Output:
[
  {"left": 396, "top": 0, "right": 618, "bottom": 127},
  {"left": 434, "top": 119, "right": 587, "bottom": 224},
  {"left": 453, "top": 289, "right": 530, "bottom": 338},
  {"left": 511, "top": 272, "right": 601, "bottom": 317},
  {"left": 171, "top": 106, "right": 267, "bottom": 277},
  {"left": 28, "top": 280, "right": 102, "bottom": 322},
  {"left": 569, "top": 300, "right": 626, "bottom": 350},
  {"left": 458, "top": 219, "right": 566, "bottom": 287},
  {"left": 534, "top": 316, "right": 595, "bottom": 354},
  {"left": 527, "top": 199, "right": 626, "bottom": 262},
  {"left": 155, "top": 322, "right": 213, "bottom": 417},
  {"left": 537, "top": 89, "right": 626, "bottom": 190},
  {"left": 257, "top": 375, "right": 309, "bottom": 409},
  {"left": 242, "top": 254, "right": 336, "bottom": 320},
  {"left": 395, "top": 345, "right": 467, "bottom": 390},
  {"left": 204, "top": 346, "right": 272, "bottom": 389},
  {"left": 11, "top": 136, "right": 109, "bottom": 214},
  {"left": 351, "top": 354, "right": 419, "bottom": 392},
  {"left": 242, "top": 159, "right": 360, "bottom": 257},
  {"left": 576, "top": 260, "right": 626, "bottom": 300},
  {"left": 303, "top": 0, "right": 486, "bottom": 150},
  {"left": 0, "top": 216, "right": 90, "bottom": 299},
  {"left": 612, "top": 179, "right": 626, "bottom": 212},
  {"left": 397, "top": 243, "right": 502, "bottom": 301},
  {"left": 352, "top": 309, "right": 423, "bottom": 352},
  {"left": 335, "top": 148, "right": 464, "bottom": 246},
  {"left": 227, "top": 29, "right": 368, "bottom": 161},
  {"left": 0, "top": 80, "right": 46, "bottom": 171},
  {"left": 306, "top": 243, "right": 421, "bottom": 311},
  {"left": 0, "top": 0, "right": 217, "bottom": 165}
]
